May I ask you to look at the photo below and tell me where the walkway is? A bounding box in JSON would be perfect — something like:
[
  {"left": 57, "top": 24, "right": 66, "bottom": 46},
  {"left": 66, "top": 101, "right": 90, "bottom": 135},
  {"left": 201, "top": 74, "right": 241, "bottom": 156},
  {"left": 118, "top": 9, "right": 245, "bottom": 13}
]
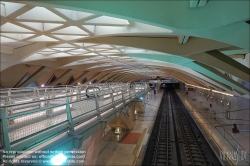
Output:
[
  {"left": 177, "top": 90, "right": 249, "bottom": 166},
  {"left": 96, "top": 89, "right": 164, "bottom": 165},
  {"left": 0, "top": 83, "right": 149, "bottom": 153}
]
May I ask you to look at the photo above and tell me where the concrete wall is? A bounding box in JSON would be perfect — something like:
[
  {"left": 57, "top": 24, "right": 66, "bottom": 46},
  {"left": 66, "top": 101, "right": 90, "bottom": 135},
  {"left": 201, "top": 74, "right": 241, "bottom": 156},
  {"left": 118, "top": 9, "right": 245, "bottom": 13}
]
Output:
[
  {"left": 233, "top": 96, "right": 250, "bottom": 131},
  {"left": 185, "top": 86, "right": 250, "bottom": 131}
]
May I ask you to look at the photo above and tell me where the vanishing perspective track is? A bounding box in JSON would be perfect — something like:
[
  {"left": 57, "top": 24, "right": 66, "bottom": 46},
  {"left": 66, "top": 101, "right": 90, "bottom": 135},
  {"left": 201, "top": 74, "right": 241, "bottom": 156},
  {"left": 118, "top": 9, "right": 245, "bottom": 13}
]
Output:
[{"left": 142, "top": 89, "right": 221, "bottom": 166}]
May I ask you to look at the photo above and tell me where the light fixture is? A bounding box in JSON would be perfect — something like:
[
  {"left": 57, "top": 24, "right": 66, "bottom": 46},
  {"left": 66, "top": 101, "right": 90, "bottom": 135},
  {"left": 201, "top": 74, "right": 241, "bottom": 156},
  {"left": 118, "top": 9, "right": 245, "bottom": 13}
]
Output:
[
  {"left": 227, "top": 103, "right": 230, "bottom": 105},
  {"left": 51, "top": 153, "right": 67, "bottom": 165},
  {"left": 134, "top": 110, "right": 138, "bottom": 114},
  {"left": 221, "top": 100, "right": 223, "bottom": 102},
  {"left": 114, "top": 127, "right": 122, "bottom": 134},
  {"left": 41, "top": 84, "right": 44, "bottom": 87},
  {"left": 185, "top": 83, "right": 233, "bottom": 96}
]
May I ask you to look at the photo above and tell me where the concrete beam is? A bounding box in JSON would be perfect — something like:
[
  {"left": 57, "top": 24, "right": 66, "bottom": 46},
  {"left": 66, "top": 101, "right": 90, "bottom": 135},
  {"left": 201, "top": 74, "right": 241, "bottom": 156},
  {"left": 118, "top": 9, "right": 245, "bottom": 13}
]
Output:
[
  {"left": 1, "top": 46, "right": 13, "bottom": 55},
  {"left": 48, "top": 69, "right": 76, "bottom": 86},
  {"left": 17, "top": 66, "right": 52, "bottom": 87},
  {"left": 108, "top": 108, "right": 134, "bottom": 130},
  {"left": 194, "top": 62, "right": 249, "bottom": 95},
  {"left": 83, "top": 72, "right": 102, "bottom": 85},
  {"left": 135, "top": 102, "right": 145, "bottom": 114},
  {"left": 124, "top": 76, "right": 138, "bottom": 82},
  {"left": 84, "top": 128, "right": 105, "bottom": 166},
  {"left": 96, "top": 73, "right": 114, "bottom": 83},
  {"left": 77, "top": 36, "right": 249, "bottom": 84},
  {"left": 105, "top": 74, "right": 119, "bottom": 82},
  {"left": 191, "top": 50, "right": 250, "bottom": 82},
  {"left": 112, "top": 75, "right": 124, "bottom": 82},
  {"left": 69, "top": 71, "right": 89, "bottom": 85},
  {"left": 120, "top": 75, "right": 132, "bottom": 82},
  {"left": 1, "top": 42, "right": 56, "bottom": 72},
  {"left": 114, "top": 74, "right": 131, "bottom": 82}
]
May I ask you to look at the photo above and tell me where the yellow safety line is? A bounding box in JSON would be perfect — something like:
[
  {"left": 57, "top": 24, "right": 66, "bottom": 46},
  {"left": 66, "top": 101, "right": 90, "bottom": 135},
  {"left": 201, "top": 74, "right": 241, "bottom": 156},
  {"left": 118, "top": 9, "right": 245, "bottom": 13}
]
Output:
[
  {"left": 132, "top": 128, "right": 147, "bottom": 156},
  {"left": 132, "top": 128, "right": 147, "bottom": 166},
  {"left": 132, "top": 93, "right": 163, "bottom": 166},
  {"left": 132, "top": 158, "right": 142, "bottom": 166}
]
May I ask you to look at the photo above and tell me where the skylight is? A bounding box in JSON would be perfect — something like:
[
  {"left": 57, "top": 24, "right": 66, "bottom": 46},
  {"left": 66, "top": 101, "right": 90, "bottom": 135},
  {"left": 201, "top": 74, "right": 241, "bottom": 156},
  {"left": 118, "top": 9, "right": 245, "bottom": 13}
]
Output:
[
  {"left": 53, "top": 26, "right": 88, "bottom": 35},
  {"left": 1, "top": 22, "right": 33, "bottom": 33},
  {"left": 1, "top": 2, "right": 25, "bottom": 17},
  {"left": 17, "top": 7, "right": 66, "bottom": 22},
  {"left": 28, "top": 35, "right": 58, "bottom": 42},
  {"left": 19, "top": 22, "right": 63, "bottom": 31},
  {"left": 55, "top": 8, "right": 94, "bottom": 20},
  {"left": 85, "top": 16, "right": 129, "bottom": 26}
]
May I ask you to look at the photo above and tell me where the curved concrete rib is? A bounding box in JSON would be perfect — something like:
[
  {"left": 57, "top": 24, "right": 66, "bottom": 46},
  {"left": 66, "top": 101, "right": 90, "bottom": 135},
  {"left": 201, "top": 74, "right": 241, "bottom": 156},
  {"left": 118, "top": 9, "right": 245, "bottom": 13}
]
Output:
[
  {"left": 77, "top": 36, "right": 249, "bottom": 82},
  {"left": 31, "top": 1, "right": 249, "bottom": 49}
]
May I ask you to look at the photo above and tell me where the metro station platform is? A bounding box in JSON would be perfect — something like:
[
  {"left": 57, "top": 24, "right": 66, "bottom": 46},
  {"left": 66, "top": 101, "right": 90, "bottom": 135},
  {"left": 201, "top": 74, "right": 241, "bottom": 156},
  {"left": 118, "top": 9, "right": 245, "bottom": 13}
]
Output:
[
  {"left": 177, "top": 90, "right": 250, "bottom": 166},
  {"left": 0, "top": 83, "right": 150, "bottom": 165},
  {"left": 1, "top": 84, "right": 249, "bottom": 166},
  {"left": 88, "top": 87, "right": 250, "bottom": 166},
  {"left": 95, "top": 90, "right": 163, "bottom": 166},
  {"left": 0, "top": 1, "right": 249, "bottom": 166}
]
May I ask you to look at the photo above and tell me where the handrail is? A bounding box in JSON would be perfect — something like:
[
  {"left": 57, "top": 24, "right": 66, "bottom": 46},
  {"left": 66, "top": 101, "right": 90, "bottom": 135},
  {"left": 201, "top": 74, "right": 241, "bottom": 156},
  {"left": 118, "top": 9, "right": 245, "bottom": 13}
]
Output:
[
  {"left": 213, "top": 109, "right": 250, "bottom": 114},
  {"left": 0, "top": 83, "right": 130, "bottom": 94},
  {"left": 0, "top": 85, "right": 136, "bottom": 108},
  {"left": 0, "top": 83, "right": 149, "bottom": 150},
  {"left": 0, "top": 82, "right": 128, "bottom": 91},
  {"left": 181, "top": 92, "right": 250, "bottom": 159},
  {"left": 5, "top": 103, "right": 66, "bottom": 119},
  {"left": 214, "top": 126, "right": 250, "bottom": 158},
  {"left": 215, "top": 124, "right": 246, "bottom": 127}
]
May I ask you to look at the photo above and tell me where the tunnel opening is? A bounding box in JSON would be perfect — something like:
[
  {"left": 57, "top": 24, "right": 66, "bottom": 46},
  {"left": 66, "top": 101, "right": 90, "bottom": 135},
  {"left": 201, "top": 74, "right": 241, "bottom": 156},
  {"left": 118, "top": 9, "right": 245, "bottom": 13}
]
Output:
[{"left": 160, "top": 83, "right": 180, "bottom": 89}]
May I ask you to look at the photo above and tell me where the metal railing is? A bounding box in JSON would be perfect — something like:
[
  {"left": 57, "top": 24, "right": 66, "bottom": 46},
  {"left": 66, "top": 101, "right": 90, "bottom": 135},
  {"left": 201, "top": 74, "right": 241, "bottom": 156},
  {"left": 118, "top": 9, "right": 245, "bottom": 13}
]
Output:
[
  {"left": 179, "top": 92, "right": 250, "bottom": 164},
  {"left": 0, "top": 83, "right": 129, "bottom": 105},
  {"left": 0, "top": 83, "right": 149, "bottom": 152}
]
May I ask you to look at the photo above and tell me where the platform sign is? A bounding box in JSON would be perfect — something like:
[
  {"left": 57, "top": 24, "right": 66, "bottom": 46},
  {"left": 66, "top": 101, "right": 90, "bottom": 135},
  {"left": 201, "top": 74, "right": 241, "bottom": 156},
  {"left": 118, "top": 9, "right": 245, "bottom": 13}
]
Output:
[{"left": 188, "top": 88, "right": 194, "bottom": 91}]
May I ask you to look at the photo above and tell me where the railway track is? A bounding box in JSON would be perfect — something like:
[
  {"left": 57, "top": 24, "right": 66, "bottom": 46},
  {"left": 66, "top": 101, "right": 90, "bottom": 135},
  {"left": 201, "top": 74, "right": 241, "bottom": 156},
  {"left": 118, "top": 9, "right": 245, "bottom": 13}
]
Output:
[{"left": 142, "top": 89, "right": 221, "bottom": 166}]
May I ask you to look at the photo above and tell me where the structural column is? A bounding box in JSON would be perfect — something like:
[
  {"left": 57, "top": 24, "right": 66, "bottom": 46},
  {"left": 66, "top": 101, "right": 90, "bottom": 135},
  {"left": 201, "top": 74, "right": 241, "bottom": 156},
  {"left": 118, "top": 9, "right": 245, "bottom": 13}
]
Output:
[
  {"left": 49, "top": 69, "right": 75, "bottom": 86},
  {"left": 84, "top": 128, "right": 105, "bottom": 166},
  {"left": 128, "top": 103, "right": 136, "bottom": 125},
  {"left": 97, "top": 73, "right": 114, "bottom": 83}
]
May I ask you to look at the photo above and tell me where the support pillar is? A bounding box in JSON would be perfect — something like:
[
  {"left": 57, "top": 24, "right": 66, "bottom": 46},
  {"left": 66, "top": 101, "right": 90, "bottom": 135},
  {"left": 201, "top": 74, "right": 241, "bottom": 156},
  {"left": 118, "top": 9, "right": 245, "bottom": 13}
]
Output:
[
  {"left": 129, "top": 103, "right": 136, "bottom": 124},
  {"left": 17, "top": 66, "right": 51, "bottom": 87},
  {"left": 135, "top": 101, "right": 145, "bottom": 114},
  {"left": 84, "top": 128, "right": 105, "bottom": 166}
]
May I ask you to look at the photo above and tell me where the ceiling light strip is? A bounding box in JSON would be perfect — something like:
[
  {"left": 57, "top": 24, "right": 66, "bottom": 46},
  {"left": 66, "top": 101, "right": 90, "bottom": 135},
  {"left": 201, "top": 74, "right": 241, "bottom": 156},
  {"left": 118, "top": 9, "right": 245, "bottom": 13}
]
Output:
[{"left": 185, "top": 83, "right": 233, "bottom": 96}]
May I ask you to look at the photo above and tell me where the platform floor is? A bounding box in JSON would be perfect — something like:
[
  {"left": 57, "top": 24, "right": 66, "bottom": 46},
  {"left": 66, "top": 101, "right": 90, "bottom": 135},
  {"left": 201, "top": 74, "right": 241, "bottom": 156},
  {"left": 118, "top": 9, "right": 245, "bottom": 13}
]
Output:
[
  {"left": 95, "top": 89, "right": 249, "bottom": 166},
  {"left": 177, "top": 90, "right": 250, "bottom": 166},
  {"left": 96, "top": 90, "right": 164, "bottom": 166}
]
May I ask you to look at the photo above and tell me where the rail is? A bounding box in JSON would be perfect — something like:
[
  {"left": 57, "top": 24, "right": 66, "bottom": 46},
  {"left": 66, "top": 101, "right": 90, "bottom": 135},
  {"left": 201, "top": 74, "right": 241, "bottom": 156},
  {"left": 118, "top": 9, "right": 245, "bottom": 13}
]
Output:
[
  {"left": 180, "top": 92, "right": 250, "bottom": 164},
  {"left": 143, "top": 89, "right": 219, "bottom": 166}
]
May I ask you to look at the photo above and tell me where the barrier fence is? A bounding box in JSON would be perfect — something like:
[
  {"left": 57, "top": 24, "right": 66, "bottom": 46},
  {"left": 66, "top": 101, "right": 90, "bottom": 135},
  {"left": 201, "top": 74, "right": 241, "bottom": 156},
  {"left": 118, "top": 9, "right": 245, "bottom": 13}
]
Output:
[{"left": 0, "top": 83, "right": 149, "bottom": 153}]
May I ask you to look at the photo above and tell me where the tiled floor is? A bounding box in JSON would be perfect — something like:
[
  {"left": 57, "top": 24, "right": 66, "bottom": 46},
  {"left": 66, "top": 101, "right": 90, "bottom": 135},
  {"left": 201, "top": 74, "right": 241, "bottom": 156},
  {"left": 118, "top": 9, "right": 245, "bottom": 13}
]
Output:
[
  {"left": 97, "top": 142, "right": 135, "bottom": 165},
  {"left": 96, "top": 90, "right": 164, "bottom": 166},
  {"left": 120, "top": 133, "right": 141, "bottom": 144},
  {"left": 177, "top": 91, "right": 250, "bottom": 166}
]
